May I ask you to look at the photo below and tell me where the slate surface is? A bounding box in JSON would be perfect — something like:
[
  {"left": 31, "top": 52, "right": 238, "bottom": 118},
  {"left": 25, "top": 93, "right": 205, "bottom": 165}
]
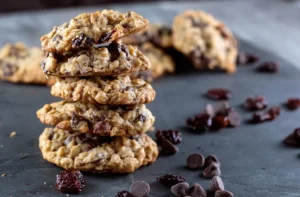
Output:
[{"left": 1, "top": 40, "right": 300, "bottom": 197}]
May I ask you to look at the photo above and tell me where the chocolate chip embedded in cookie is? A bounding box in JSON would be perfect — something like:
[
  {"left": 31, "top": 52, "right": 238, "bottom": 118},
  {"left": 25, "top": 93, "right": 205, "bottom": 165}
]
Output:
[
  {"left": 39, "top": 127, "right": 158, "bottom": 173},
  {"left": 37, "top": 101, "right": 155, "bottom": 136},
  {"left": 41, "top": 10, "right": 149, "bottom": 53},
  {"left": 42, "top": 42, "right": 150, "bottom": 77},
  {"left": 50, "top": 75, "right": 156, "bottom": 105},
  {"left": 0, "top": 43, "right": 55, "bottom": 86},
  {"left": 172, "top": 10, "right": 238, "bottom": 73}
]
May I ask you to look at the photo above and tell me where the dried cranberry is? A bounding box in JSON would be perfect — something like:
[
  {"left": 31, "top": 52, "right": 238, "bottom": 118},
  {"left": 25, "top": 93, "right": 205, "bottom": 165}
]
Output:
[
  {"left": 257, "top": 62, "right": 278, "bottom": 73},
  {"left": 157, "top": 174, "right": 186, "bottom": 187},
  {"left": 115, "top": 191, "right": 135, "bottom": 197},
  {"left": 236, "top": 52, "right": 259, "bottom": 64},
  {"left": 286, "top": 98, "right": 300, "bottom": 110},
  {"left": 206, "top": 89, "right": 232, "bottom": 100},
  {"left": 250, "top": 112, "right": 271, "bottom": 123},
  {"left": 267, "top": 106, "right": 280, "bottom": 120},
  {"left": 211, "top": 115, "right": 228, "bottom": 131},
  {"left": 156, "top": 130, "right": 182, "bottom": 145},
  {"left": 244, "top": 95, "right": 268, "bottom": 111},
  {"left": 56, "top": 170, "right": 85, "bottom": 194},
  {"left": 187, "top": 113, "right": 212, "bottom": 132}
]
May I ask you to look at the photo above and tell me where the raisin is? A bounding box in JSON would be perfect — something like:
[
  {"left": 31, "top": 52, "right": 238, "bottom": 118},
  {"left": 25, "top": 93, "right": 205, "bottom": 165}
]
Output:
[
  {"left": 250, "top": 112, "right": 271, "bottom": 123},
  {"left": 236, "top": 52, "right": 259, "bottom": 64},
  {"left": 157, "top": 174, "right": 186, "bottom": 187},
  {"left": 257, "top": 61, "right": 278, "bottom": 73},
  {"left": 286, "top": 98, "right": 300, "bottom": 110},
  {"left": 100, "top": 29, "right": 116, "bottom": 42},
  {"left": 55, "top": 170, "right": 85, "bottom": 194},
  {"left": 267, "top": 106, "right": 280, "bottom": 120},
  {"left": 244, "top": 95, "right": 268, "bottom": 111},
  {"left": 108, "top": 42, "right": 127, "bottom": 61},
  {"left": 187, "top": 113, "right": 212, "bottom": 132},
  {"left": 206, "top": 88, "right": 232, "bottom": 100},
  {"left": 156, "top": 130, "right": 182, "bottom": 145},
  {"left": 72, "top": 33, "right": 94, "bottom": 48},
  {"left": 115, "top": 191, "right": 134, "bottom": 197},
  {"left": 92, "top": 121, "right": 111, "bottom": 135}
]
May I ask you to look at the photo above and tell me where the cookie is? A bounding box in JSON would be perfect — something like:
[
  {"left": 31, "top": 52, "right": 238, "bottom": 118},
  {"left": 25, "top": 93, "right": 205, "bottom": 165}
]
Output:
[
  {"left": 0, "top": 43, "right": 55, "bottom": 85},
  {"left": 42, "top": 42, "right": 150, "bottom": 76},
  {"left": 37, "top": 100, "right": 155, "bottom": 136},
  {"left": 41, "top": 10, "right": 148, "bottom": 53},
  {"left": 51, "top": 75, "right": 156, "bottom": 105},
  {"left": 122, "top": 24, "right": 173, "bottom": 48},
  {"left": 172, "top": 10, "right": 238, "bottom": 73},
  {"left": 39, "top": 127, "right": 158, "bottom": 173}
]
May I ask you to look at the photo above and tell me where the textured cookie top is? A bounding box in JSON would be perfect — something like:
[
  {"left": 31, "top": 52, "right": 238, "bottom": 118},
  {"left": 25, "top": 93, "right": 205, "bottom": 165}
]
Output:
[
  {"left": 0, "top": 42, "right": 55, "bottom": 85},
  {"left": 42, "top": 42, "right": 150, "bottom": 76},
  {"left": 39, "top": 127, "right": 158, "bottom": 173},
  {"left": 41, "top": 10, "right": 149, "bottom": 53},
  {"left": 37, "top": 101, "right": 155, "bottom": 136},
  {"left": 51, "top": 75, "right": 156, "bottom": 105},
  {"left": 122, "top": 24, "right": 173, "bottom": 49},
  {"left": 172, "top": 10, "right": 237, "bottom": 73}
]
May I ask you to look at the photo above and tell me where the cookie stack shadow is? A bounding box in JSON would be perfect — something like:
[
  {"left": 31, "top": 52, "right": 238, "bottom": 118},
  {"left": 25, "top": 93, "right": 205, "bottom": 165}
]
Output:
[{"left": 36, "top": 10, "right": 158, "bottom": 173}]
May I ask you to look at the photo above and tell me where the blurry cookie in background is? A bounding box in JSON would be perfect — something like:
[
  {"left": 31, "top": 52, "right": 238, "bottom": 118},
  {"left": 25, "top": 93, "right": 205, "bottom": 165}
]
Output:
[
  {"left": 172, "top": 10, "right": 238, "bottom": 73},
  {"left": 130, "top": 42, "right": 175, "bottom": 82},
  {"left": 0, "top": 43, "right": 55, "bottom": 86}
]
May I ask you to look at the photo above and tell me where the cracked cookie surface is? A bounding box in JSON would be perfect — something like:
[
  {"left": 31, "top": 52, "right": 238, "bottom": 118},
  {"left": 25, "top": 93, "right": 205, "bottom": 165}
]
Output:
[
  {"left": 39, "top": 127, "right": 158, "bottom": 173},
  {"left": 0, "top": 43, "right": 55, "bottom": 85},
  {"left": 41, "top": 10, "right": 148, "bottom": 53},
  {"left": 172, "top": 10, "right": 238, "bottom": 73},
  {"left": 37, "top": 101, "right": 155, "bottom": 136},
  {"left": 51, "top": 75, "right": 156, "bottom": 105},
  {"left": 42, "top": 42, "right": 150, "bottom": 76}
]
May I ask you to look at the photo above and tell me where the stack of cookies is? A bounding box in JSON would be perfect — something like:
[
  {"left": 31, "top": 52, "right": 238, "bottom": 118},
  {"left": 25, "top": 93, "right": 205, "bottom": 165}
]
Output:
[{"left": 36, "top": 10, "right": 158, "bottom": 173}]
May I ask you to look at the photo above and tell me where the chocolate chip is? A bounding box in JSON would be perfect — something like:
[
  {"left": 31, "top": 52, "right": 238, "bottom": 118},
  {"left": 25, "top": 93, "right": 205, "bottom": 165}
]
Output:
[
  {"left": 206, "top": 89, "right": 232, "bottom": 101},
  {"left": 161, "top": 139, "right": 179, "bottom": 155},
  {"left": 244, "top": 95, "right": 268, "bottom": 111},
  {"left": 236, "top": 52, "right": 259, "bottom": 64},
  {"left": 130, "top": 181, "right": 150, "bottom": 197},
  {"left": 186, "top": 153, "right": 205, "bottom": 170},
  {"left": 72, "top": 33, "right": 94, "bottom": 48},
  {"left": 256, "top": 61, "right": 278, "bottom": 73},
  {"left": 171, "top": 182, "right": 190, "bottom": 197},
  {"left": 215, "top": 190, "right": 234, "bottom": 197},
  {"left": 210, "top": 176, "right": 224, "bottom": 191},
  {"left": 203, "top": 163, "right": 221, "bottom": 178},
  {"left": 188, "top": 183, "right": 207, "bottom": 197},
  {"left": 108, "top": 42, "right": 129, "bottom": 61},
  {"left": 227, "top": 111, "right": 241, "bottom": 127},
  {"left": 137, "top": 114, "right": 147, "bottom": 123},
  {"left": 157, "top": 174, "right": 186, "bottom": 187},
  {"left": 100, "top": 29, "right": 117, "bottom": 43},
  {"left": 286, "top": 98, "right": 300, "bottom": 110},
  {"left": 204, "top": 155, "right": 221, "bottom": 168},
  {"left": 284, "top": 128, "right": 300, "bottom": 147},
  {"left": 71, "top": 113, "right": 88, "bottom": 128},
  {"left": 115, "top": 191, "right": 135, "bottom": 197},
  {"left": 92, "top": 121, "right": 111, "bottom": 135}
]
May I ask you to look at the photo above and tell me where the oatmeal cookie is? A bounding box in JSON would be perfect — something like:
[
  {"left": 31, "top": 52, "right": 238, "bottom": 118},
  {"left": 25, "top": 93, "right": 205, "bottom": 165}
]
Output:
[
  {"left": 39, "top": 127, "right": 158, "bottom": 173},
  {"left": 42, "top": 42, "right": 150, "bottom": 76},
  {"left": 37, "top": 101, "right": 155, "bottom": 136},
  {"left": 51, "top": 75, "right": 155, "bottom": 105},
  {"left": 0, "top": 43, "right": 55, "bottom": 85},
  {"left": 41, "top": 10, "right": 148, "bottom": 53},
  {"left": 172, "top": 10, "right": 238, "bottom": 73}
]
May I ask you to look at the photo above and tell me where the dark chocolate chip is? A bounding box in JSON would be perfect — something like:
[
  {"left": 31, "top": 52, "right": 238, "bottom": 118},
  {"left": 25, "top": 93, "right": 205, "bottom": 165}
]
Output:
[
  {"left": 188, "top": 183, "right": 207, "bottom": 197},
  {"left": 137, "top": 114, "right": 147, "bottom": 123},
  {"left": 215, "top": 190, "right": 234, "bottom": 197},
  {"left": 71, "top": 113, "right": 88, "bottom": 128},
  {"left": 210, "top": 176, "right": 224, "bottom": 191},
  {"left": 284, "top": 128, "right": 300, "bottom": 147},
  {"left": 72, "top": 33, "right": 94, "bottom": 48},
  {"left": 130, "top": 181, "right": 150, "bottom": 197},
  {"left": 186, "top": 153, "right": 205, "bottom": 170},
  {"left": 204, "top": 155, "right": 221, "bottom": 168},
  {"left": 170, "top": 182, "right": 190, "bottom": 197},
  {"left": 256, "top": 61, "right": 278, "bottom": 73},
  {"left": 161, "top": 139, "right": 179, "bottom": 155},
  {"left": 203, "top": 163, "right": 221, "bottom": 178},
  {"left": 100, "top": 29, "right": 117, "bottom": 43},
  {"left": 92, "top": 121, "right": 111, "bottom": 135}
]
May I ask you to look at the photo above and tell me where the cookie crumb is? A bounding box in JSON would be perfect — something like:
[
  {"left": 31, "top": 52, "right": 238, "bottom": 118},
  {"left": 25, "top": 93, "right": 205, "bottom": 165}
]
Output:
[
  {"left": 9, "top": 131, "right": 17, "bottom": 138},
  {"left": 2, "top": 173, "right": 6, "bottom": 177},
  {"left": 44, "top": 182, "right": 47, "bottom": 185}
]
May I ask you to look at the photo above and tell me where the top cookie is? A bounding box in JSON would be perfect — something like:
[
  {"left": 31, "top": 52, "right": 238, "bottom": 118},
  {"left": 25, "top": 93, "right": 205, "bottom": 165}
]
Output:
[
  {"left": 172, "top": 10, "right": 238, "bottom": 73},
  {"left": 0, "top": 42, "right": 55, "bottom": 86},
  {"left": 41, "top": 10, "right": 148, "bottom": 53}
]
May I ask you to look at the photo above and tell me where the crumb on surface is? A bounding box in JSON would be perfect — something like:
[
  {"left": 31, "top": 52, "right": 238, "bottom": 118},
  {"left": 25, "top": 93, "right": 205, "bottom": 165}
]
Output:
[
  {"left": 44, "top": 182, "right": 47, "bottom": 185},
  {"left": 9, "top": 131, "right": 17, "bottom": 138},
  {"left": 2, "top": 173, "right": 6, "bottom": 177}
]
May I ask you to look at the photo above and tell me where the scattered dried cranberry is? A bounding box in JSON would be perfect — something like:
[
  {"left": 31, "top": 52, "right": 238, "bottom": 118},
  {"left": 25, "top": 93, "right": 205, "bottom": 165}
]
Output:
[
  {"left": 56, "top": 170, "right": 85, "bottom": 194},
  {"left": 211, "top": 115, "right": 229, "bottom": 131},
  {"left": 156, "top": 130, "right": 182, "bottom": 145},
  {"left": 206, "top": 89, "right": 232, "bottom": 100},
  {"left": 286, "top": 98, "right": 300, "bottom": 110},
  {"left": 236, "top": 52, "right": 259, "bottom": 65},
  {"left": 187, "top": 113, "right": 212, "bottom": 132},
  {"left": 267, "top": 106, "right": 280, "bottom": 120},
  {"left": 115, "top": 191, "right": 135, "bottom": 197},
  {"left": 157, "top": 174, "right": 186, "bottom": 187},
  {"left": 244, "top": 95, "right": 268, "bottom": 111},
  {"left": 257, "top": 61, "right": 278, "bottom": 73},
  {"left": 249, "top": 106, "right": 280, "bottom": 123}
]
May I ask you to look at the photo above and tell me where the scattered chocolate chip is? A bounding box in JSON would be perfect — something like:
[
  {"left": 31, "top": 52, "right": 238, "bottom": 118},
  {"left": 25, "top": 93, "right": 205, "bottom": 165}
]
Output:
[
  {"left": 211, "top": 115, "right": 229, "bottom": 131},
  {"left": 171, "top": 182, "right": 190, "bottom": 197},
  {"left": 257, "top": 61, "right": 278, "bottom": 73},
  {"left": 210, "top": 176, "right": 224, "bottom": 191},
  {"left": 55, "top": 170, "right": 85, "bottom": 194},
  {"left": 187, "top": 113, "right": 212, "bottom": 132},
  {"left": 227, "top": 111, "right": 241, "bottom": 127},
  {"left": 284, "top": 128, "right": 300, "bottom": 147},
  {"left": 161, "top": 139, "right": 179, "bottom": 155},
  {"left": 130, "top": 181, "right": 150, "bottom": 197},
  {"left": 157, "top": 174, "right": 186, "bottom": 187},
  {"left": 100, "top": 29, "right": 117, "bottom": 43},
  {"left": 115, "top": 191, "right": 135, "bottom": 197},
  {"left": 215, "top": 190, "right": 234, "bottom": 197},
  {"left": 156, "top": 130, "right": 182, "bottom": 145},
  {"left": 203, "top": 163, "right": 221, "bottom": 178},
  {"left": 72, "top": 33, "right": 94, "bottom": 48},
  {"left": 188, "top": 183, "right": 207, "bottom": 197},
  {"left": 286, "top": 98, "right": 300, "bottom": 110},
  {"left": 236, "top": 52, "right": 259, "bottom": 64},
  {"left": 206, "top": 89, "right": 232, "bottom": 101},
  {"left": 204, "top": 155, "right": 221, "bottom": 168},
  {"left": 186, "top": 153, "right": 205, "bottom": 170},
  {"left": 244, "top": 95, "right": 268, "bottom": 111}
]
